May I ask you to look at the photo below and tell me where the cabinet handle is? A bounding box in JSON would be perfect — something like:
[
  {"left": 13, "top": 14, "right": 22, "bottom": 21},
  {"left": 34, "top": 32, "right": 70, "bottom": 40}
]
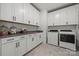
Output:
[
  {"left": 16, "top": 43, "right": 18, "bottom": 47},
  {"left": 28, "top": 20, "right": 30, "bottom": 24},
  {"left": 13, "top": 16, "right": 15, "bottom": 21},
  {"left": 66, "top": 21, "right": 68, "bottom": 25},
  {"left": 13, "top": 16, "right": 16, "bottom": 21},
  {"left": 39, "top": 35, "right": 41, "bottom": 38},
  {"left": 16, "top": 42, "right": 20, "bottom": 48},
  {"left": 15, "top": 17, "right": 16, "bottom": 21},
  {"left": 18, "top": 42, "right": 20, "bottom": 47},
  {"left": 21, "top": 37, "right": 25, "bottom": 39},
  {"left": 36, "top": 22, "right": 38, "bottom": 25},
  {"left": 53, "top": 24, "right": 54, "bottom": 26},
  {"left": 7, "top": 38, "right": 14, "bottom": 41},
  {"left": 32, "top": 38, "right": 34, "bottom": 41}
]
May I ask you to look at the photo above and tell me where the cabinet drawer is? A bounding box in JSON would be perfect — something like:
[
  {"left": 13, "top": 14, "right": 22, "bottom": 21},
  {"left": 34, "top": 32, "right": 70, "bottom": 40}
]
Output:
[{"left": 1, "top": 37, "right": 15, "bottom": 44}]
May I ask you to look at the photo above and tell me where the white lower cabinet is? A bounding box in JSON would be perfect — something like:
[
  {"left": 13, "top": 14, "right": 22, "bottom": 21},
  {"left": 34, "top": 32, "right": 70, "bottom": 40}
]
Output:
[
  {"left": 32, "top": 33, "right": 42, "bottom": 49},
  {"left": 26, "top": 34, "right": 33, "bottom": 52},
  {"left": 16, "top": 35, "right": 27, "bottom": 56},
  {"left": 1, "top": 36, "right": 27, "bottom": 56},
  {"left": 26, "top": 33, "right": 43, "bottom": 52},
  {"left": 2, "top": 41, "right": 16, "bottom": 56},
  {"left": 0, "top": 33, "right": 43, "bottom": 56}
]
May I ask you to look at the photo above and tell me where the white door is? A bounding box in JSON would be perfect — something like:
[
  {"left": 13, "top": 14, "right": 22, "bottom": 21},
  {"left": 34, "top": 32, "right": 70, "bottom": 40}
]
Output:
[
  {"left": 13, "top": 3, "right": 24, "bottom": 23},
  {"left": 48, "top": 32, "right": 58, "bottom": 46},
  {"left": 2, "top": 42, "right": 16, "bottom": 56},
  {"left": 0, "top": 3, "right": 12, "bottom": 21}
]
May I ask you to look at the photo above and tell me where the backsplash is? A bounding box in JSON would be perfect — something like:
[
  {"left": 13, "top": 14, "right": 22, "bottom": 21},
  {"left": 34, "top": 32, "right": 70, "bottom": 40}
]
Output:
[
  {"left": 48, "top": 25, "right": 77, "bottom": 31},
  {"left": 0, "top": 21, "right": 41, "bottom": 32}
]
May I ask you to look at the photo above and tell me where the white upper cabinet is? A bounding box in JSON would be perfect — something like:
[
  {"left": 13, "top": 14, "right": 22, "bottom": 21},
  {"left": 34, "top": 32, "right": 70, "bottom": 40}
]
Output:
[
  {"left": 53, "top": 11, "right": 61, "bottom": 25},
  {"left": 65, "top": 4, "right": 79, "bottom": 25},
  {"left": 12, "top": 3, "right": 24, "bottom": 23},
  {"left": 48, "top": 13, "right": 53, "bottom": 26},
  {"left": 55, "top": 9, "right": 67, "bottom": 25},
  {"left": 48, "top": 4, "right": 79, "bottom": 26},
  {"left": 24, "top": 4, "right": 30, "bottom": 24},
  {"left": 28, "top": 4, "right": 35, "bottom": 25},
  {"left": 34, "top": 9, "right": 40, "bottom": 26},
  {"left": 0, "top": 3, "right": 24, "bottom": 23},
  {"left": 24, "top": 4, "right": 40, "bottom": 25},
  {"left": 0, "top": 3, "right": 13, "bottom": 21},
  {"left": 0, "top": 3, "right": 40, "bottom": 26}
]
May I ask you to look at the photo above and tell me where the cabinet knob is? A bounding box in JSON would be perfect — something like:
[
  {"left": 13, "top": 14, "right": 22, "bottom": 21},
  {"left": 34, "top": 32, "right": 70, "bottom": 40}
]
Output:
[
  {"left": 13, "top": 16, "right": 16, "bottom": 21},
  {"left": 66, "top": 21, "right": 68, "bottom": 25},
  {"left": 36, "top": 22, "right": 38, "bottom": 25},
  {"left": 28, "top": 20, "right": 30, "bottom": 24},
  {"left": 53, "top": 24, "right": 54, "bottom": 26}
]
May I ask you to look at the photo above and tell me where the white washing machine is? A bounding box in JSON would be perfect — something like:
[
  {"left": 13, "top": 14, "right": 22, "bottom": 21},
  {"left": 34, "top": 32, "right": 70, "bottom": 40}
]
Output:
[{"left": 48, "top": 30, "right": 59, "bottom": 46}]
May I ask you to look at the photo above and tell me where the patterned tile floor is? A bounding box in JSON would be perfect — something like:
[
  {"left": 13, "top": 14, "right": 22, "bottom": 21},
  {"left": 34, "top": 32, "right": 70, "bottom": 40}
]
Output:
[{"left": 25, "top": 43, "right": 79, "bottom": 56}]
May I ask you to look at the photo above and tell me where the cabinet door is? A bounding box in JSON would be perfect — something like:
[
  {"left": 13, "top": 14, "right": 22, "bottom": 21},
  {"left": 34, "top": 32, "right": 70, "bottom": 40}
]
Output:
[
  {"left": 30, "top": 5, "right": 34, "bottom": 25},
  {"left": 33, "top": 8, "right": 40, "bottom": 25},
  {"left": 58, "top": 9, "right": 67, "bottom": 25},
  {"left": 48, "top": 13, "right": 53, "bottom": 26},
  {"left": 16, "top": 36, "right": 27, "bottom": 56},
  {"left": 65, "top": 5, "right": 78, "bottom": 25},
  {"left": 54, "top": 10, "right": 63, "bottom": 25},
  {"left": 27, "top": 34, "right": 33, "bottom": 51},
  {"left": 0, "top": 3, "right": 12, "bottom": 21},
  {"left": 2, "top": 42, "right": 16, "bottom": 56},
  {"left": 32, "top": 34, "right": 38, "bottom": 48},
  {"left": 36, "top": 11, "right": 40, "bottom": 26},
  {"left": 38, "top": 33, "right": 43, "bottom": 43},
  {"left": 27, "top": 4, "right": 34, "bottom": 25},
  {"left": 24, "top": 4, "right": 29, "bottom": 24},
  {"left": 13, "top": 3, "right": 24, "bottom": 23}
]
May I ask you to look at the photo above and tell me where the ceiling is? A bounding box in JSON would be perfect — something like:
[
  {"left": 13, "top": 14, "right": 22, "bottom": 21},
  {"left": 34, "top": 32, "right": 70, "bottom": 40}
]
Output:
[{"left": 33, "top": 3, "right": 76, "bottom": 12}]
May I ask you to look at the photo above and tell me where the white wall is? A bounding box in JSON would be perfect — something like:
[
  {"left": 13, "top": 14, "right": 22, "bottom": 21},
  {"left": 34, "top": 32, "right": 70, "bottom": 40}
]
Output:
[{"left": 39, "top": 10, "right": 48, "bottom": 43}]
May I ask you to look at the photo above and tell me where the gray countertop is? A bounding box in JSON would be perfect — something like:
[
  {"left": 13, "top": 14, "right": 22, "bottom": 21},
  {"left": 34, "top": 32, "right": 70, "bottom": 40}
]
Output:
[{"left": 0, "top": 31, "right": 43, "bottom": 39}]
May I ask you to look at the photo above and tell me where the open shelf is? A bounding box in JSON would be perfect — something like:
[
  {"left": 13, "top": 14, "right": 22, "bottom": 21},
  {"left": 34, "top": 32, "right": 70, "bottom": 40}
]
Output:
[{"left": 0, "top": 19, "right": 40, "bottom": 27}]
